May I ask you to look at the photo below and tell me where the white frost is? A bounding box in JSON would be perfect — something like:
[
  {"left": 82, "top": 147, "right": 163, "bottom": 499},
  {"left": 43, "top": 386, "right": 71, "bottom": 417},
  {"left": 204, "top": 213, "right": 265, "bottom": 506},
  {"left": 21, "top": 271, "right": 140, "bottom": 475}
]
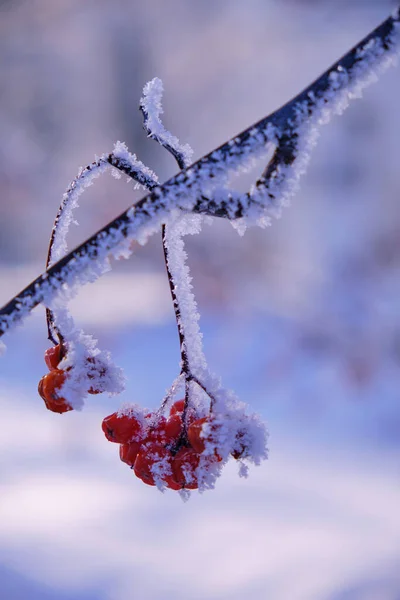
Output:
[
  {"left": 141, "top": 77, "right": 194, "bottom": 167},
  {"left": 163, "top": 214, "right": 207, "bottom": 375},
  {"left": 49, "top": 157, "right": 110, "bottom": 266},
  {"left": 50, "top": 305, "right": 125, "bottom": 409},
  {"left": 112, "top": 141, "right": 159, "bottom": 189}
]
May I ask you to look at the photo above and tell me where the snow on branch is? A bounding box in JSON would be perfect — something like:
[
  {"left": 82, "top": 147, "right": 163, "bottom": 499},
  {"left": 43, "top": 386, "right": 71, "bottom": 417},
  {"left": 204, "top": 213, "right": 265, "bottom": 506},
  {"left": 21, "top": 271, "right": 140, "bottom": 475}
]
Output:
[
  {"left": 140, "top": 77, "right": 194, "bottom": 170},
  {"left": 0, "top": 8, "right": 399, "bottom": 339},
  {"left": 48, "top": 144, "right": 159, "bottom": 268},
  {"left": 141, "top": 78, "right": 206, "bottom": 375}
]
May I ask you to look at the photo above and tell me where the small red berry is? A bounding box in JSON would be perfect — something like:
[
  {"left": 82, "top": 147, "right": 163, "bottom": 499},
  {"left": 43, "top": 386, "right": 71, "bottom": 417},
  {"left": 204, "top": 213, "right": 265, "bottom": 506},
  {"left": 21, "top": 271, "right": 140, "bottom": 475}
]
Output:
[
  {"left": 134, "top": 443, "right": 170, "bottom": 486},
  {"left": 163, "top": 474, "right": 183, "bottom": 491},
  {"left": 187, "top": 417, "right": 209, "bottom": 453},
  {"left": 172, "top": 447, "right": 200, "bottom": 490},
  {"left": 38, "top": 369, "right": 72, "bottom": 414},
  {"left": 165, "top": 414, "right": 183, "bottom": 442},
  {"left": 146, "top": 415, "right": 167, "bottom": 443},
  {"left": 170, "top": 399, "right": 185, "bottom": 416},
  {"left": 38, "top": 376, "right": 45, "bottom": 400},
  {"left": 102, "top": 412, "right": 143, "bottom": 444},
  {"left": 134, "top": 454, "right": 156, "bottom": 486},
  {"left": 44, "top": 344, "right": 62, "bottom": 371},
  {"left": 119, "top": 441, "right": 142, "bottom": 467},
  {"left": 146, "top": 413, "right": 183, "bottom": 446},
  {"left": 87, "top": 386, "right": 101, "bottom": 395}
]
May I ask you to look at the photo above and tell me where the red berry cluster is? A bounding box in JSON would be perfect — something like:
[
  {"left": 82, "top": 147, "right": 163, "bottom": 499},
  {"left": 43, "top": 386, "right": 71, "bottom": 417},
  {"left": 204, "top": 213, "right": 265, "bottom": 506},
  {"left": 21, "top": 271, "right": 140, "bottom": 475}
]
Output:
[
  {"left": 102, "top": 399, "right": 221, "bottom": 490},
  {"left": 38, "top": 345, "right": 72, "bottom": 413},
  {"left": 38, "top": 344, "right": 102, "bottom": 413}
]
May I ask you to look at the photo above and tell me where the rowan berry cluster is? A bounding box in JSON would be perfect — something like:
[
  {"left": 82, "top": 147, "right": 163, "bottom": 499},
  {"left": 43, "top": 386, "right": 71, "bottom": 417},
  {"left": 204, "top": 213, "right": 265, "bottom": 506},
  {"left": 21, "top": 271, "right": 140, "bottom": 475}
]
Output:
[
  {"left": 102, "top": 399, "right": 227, "bottom": 490},
  {"left": 37, "top": 344, "right": 101, "bottom": 413}
]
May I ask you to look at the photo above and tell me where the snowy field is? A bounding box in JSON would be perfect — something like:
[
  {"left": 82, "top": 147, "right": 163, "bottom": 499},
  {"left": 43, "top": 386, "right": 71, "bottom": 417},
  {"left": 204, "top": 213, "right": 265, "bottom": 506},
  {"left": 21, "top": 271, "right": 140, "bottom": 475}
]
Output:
[{"left": 1, "top": 1, "right": 400, "bottom": 599}]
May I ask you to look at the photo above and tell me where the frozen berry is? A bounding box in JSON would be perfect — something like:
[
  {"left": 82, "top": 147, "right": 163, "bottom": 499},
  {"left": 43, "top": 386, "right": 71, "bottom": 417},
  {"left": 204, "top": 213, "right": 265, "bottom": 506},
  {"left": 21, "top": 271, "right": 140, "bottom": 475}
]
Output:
[
  {"left": 172, "top": 447, "right": 200, "bottom": 490},
  {"left": 146, "top": 415, "right": 168, "bottom": 443},
  {"left": 102, "top": 412, "right": 143, "bottom": 444},
  {"left": 44, "top": 344, "right": 62, "bottom": 371},
  {"left": 187, "top": 417, "right": 209, "bottom": 453},
  {"left": 170, "top": 399, "right": 185, "bottom": 416},
  {"left": 134, "top": 452, "right": 156, "bottom": 486},
  {"left": 146, "top": 413, "right": 183, "bottom": 447},
  {"left": 87, "top": 386, "right": 101, "bottom": 395},
  {"left": 163, "top": 474, "right": 183, "bottom": 491},
  {"left": 134, "top": 443, "right": 169, "bottom": 486},
  {"left": 165, "top": 414, "right": 183, "bottom": 441},
  {"left": 38, "top": 369, "right": 72, "bottom": 414},
  {"left": 119, "top": 441, "right": 142, "bottom": 467}
]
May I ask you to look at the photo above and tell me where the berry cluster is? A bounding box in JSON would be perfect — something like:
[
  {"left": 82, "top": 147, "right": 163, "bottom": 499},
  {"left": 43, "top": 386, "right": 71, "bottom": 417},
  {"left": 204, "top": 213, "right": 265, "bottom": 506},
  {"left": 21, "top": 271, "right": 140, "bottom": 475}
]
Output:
[
  {"left": 102, "top": 399, "right": 222, "bottom": 490},
  {"left": 38, "top": 344, "right": 256, "bottom": 491},
  {"left": 38, "top": 344, "right": 102, "bottom": 413},
  {"left": 38, "top": 345, "right": 71, "bottom": 413}
]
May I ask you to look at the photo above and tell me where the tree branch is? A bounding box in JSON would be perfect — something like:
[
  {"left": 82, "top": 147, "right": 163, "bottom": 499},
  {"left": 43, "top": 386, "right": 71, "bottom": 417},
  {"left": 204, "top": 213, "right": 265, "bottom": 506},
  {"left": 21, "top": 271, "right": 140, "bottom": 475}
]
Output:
[{"left": 0, "top": 7, "right": 399, "bottom": 338}]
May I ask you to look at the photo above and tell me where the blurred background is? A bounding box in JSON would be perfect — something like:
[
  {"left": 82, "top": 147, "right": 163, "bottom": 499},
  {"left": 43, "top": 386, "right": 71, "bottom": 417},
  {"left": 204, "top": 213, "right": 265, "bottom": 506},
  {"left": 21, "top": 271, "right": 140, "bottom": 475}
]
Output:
[{"left": 1, "top": 1, "right": 400, "bottom": 599}]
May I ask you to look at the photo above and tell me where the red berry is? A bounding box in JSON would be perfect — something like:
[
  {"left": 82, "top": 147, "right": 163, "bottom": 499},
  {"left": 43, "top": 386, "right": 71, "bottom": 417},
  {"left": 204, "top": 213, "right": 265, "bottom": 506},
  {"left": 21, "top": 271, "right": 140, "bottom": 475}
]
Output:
[
  {"left": 134, "top": 452, "right": 156, "bottom": 486},
  {"left": 187, "top": 417, "right": 209, "bottom": 453},
  {"left": 38, "top": 377, "right": 45, "bottom": 400},
  {"left": 146, "top": 413, "right": 183, "bottom": 447},
  {"left": 133, "top": 443, "right": 182, "bottom": 489},
  {"left": 172, "top": 448, "right": 200, "bottom": 490},
  {"left": 134, "top": 443, "right": 170, "bottom": 486},
  {"left": 44, "top": 344, "right": 62, "bottom": 371},
  {"left": 147, "top": 415, "right": 167, "bottom": 443},
  {"left": 163, "top": 474, "right": 183, "bottom": 491},
  {"left": 165, "top": 414, "right": 183, "bottom": 442},
  {"left": 170, "top": 399, "right": 185, "bottom": 416},
  {"left": 102, "top": 412, "right": 143, "bottom": 444},
  {"left": 119, "top": 441, "right": 142, "bottom": 467},
  {"left": 87, "top": 386, "right": 101, "bottom": 395},
  {"left": 38, "top": 369, "right": 72, "bottom": 414}
]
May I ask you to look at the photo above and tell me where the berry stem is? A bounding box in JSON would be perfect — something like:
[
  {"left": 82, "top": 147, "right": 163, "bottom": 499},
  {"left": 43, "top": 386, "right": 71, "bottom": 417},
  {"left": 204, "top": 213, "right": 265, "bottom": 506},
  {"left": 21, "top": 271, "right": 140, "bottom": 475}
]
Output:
[
  {"left": 162, "top": 223, "right": 190, "bottom": 376},
  {"left": 189, "top": 375, "right": 218, "bottom": 413},
  {"left": 140, "top": 78, "right": 235, "bottom": 426},
  {"left": 157, "top": 373, "right": 184, "bottom": 415},
  {"left": 45, "top": 221, "right": 62, "bottom": 345}
]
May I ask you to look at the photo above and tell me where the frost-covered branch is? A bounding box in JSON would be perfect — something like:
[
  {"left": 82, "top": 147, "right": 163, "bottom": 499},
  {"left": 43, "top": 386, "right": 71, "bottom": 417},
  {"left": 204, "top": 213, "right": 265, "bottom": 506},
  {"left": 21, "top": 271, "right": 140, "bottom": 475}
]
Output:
[
  {"left": 45, "top": 143, "right": 159, "bottom": 343},
  {"left": 140, "top": 77, "right": 193, "bottom": 170},
  {"left": 47, "top": 144, "right": 159, "bottom": 270},
  {"left": 0, "top": 7, "right": 399, "bottom": 338}
]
